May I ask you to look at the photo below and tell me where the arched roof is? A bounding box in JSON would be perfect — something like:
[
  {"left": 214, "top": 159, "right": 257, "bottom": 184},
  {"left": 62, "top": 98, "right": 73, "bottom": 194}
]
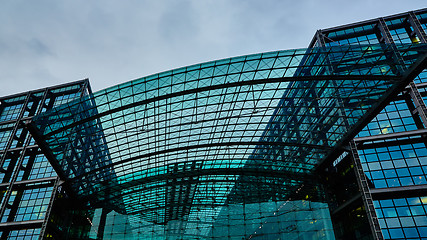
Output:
[{"left": 29, "top": 44, "right": 427, "bottom": 224}]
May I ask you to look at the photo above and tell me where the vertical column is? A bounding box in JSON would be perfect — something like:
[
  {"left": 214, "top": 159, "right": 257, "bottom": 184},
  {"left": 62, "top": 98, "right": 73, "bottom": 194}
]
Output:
[
  {"left": 38, "top": 177, "right": 61, "bottom": 240},
  {"left": 408, "top": 11, "right": 427, "bottom": 43},
  {"left": 405, "top": 12, "right": 427, "bottom": 129},
  {"left": 96, "top": 185, "right": 111, "bottom": 240},
  {"left": 408, "top": 82, "right": 427, "bottom": 127},
  {"left": 377, "top": 18, "right": 394, "bottom": 44},
  {"left": 96, "top": 208, "right": 108, "bottom": 240},
  {"left": 349, "top": 140, "right": 384, "bottom": 240}
]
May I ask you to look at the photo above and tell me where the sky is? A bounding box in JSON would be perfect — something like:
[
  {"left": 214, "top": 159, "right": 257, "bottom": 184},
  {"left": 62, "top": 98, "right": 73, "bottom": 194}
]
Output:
[{"left": 0, "top": 0, "right": 426, "bottom": 96}]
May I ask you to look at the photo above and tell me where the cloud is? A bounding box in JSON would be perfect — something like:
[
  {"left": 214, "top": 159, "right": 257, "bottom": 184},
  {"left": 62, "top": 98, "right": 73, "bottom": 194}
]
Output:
[
  {"left": 158, "top": 0, "right": 199, "bottom": 42},
  {"left": 0, "top": 0, "right": 426, "bottom": 97}
]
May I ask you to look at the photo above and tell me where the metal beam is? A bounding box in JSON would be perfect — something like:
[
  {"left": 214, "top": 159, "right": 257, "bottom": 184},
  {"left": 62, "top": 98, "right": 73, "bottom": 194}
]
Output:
[
  {"left": 371, "top": 184, "right": 427, "bottom": 200},
  {"left": 0, "top": 177, "right": 57, "bottom": 188},
  {"left": 0, "top": 220, "right": 43, "bottom": 231},
  {"left": 354, "top": 128, "right": 427, "bottom": 143}
]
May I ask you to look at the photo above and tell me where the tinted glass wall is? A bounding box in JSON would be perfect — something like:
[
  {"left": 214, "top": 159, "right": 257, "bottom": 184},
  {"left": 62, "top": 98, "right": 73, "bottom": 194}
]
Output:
[
  {"left": 311, "top": 8, "right": 427, "bottom": 240},
  {"left": 0, "top": 80, "right": 90, "bottom": 239}
]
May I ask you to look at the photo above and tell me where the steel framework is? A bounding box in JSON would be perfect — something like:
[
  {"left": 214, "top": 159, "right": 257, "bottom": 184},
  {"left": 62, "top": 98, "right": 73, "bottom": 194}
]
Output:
[{"left": 28, "top": 43, "right": 427, "bottom": 239}]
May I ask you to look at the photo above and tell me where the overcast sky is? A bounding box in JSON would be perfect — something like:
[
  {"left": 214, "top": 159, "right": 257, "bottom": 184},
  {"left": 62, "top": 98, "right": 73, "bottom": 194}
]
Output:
[{"left": 1, "top": 1, "right": 426, "bottom": 96}]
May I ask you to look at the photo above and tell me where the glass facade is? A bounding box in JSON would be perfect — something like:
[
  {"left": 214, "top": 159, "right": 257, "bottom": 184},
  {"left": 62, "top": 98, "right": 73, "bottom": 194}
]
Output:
[
  {"left": 28, "top": 42, "right": 427, "bottom": 239},
  {"left": 0, "top": 8, "right": 426, "bottom": 240},
  {"left": 374, "top": 197, "right": 427, "bottom": 239},
  {"left": 0, "top": 80, "right": 90, "bottom": 239},
  {"left": 311, "top": 8, "right": 427, "bottom": 240}
]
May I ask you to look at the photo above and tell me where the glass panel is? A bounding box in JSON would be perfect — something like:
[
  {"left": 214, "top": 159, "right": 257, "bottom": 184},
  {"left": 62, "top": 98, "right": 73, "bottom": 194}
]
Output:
[{"left": 30, "top": 44, "right": 427, "bottom": 239}]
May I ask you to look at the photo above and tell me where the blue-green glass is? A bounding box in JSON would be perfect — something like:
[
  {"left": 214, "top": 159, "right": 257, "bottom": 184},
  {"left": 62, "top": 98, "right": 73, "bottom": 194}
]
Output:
[{"left": 31, "top": 44, "right": 427, "bottom": 239}]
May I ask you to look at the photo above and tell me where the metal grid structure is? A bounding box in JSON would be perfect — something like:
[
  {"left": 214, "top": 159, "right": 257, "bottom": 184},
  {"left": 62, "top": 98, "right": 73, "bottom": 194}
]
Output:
[
  {"left": 0, "top": 80, "right": 90, "bottom": 240},
  {"left": 27, "top": 43, "right": 427, "bottom": 240},
  {"left": 310, "top": 8, "right": 427, "bottom": 240}
]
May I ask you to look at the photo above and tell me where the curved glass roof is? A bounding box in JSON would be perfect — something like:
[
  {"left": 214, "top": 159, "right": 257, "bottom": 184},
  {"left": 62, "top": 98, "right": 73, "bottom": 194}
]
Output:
[{"left": 30, "top": 44, "right": 427, "bottom": 224}]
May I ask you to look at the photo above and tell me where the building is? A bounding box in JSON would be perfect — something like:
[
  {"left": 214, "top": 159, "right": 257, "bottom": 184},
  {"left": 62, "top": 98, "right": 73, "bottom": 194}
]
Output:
[
  {"left": 310, "top": 9, "right": 427, "bottom": 240},
  {"left": 0, "top": 8, "right": 426, "bottom": 240},
  {"left": 0, "top": 80, "right": 91, "bottom": 239}
]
